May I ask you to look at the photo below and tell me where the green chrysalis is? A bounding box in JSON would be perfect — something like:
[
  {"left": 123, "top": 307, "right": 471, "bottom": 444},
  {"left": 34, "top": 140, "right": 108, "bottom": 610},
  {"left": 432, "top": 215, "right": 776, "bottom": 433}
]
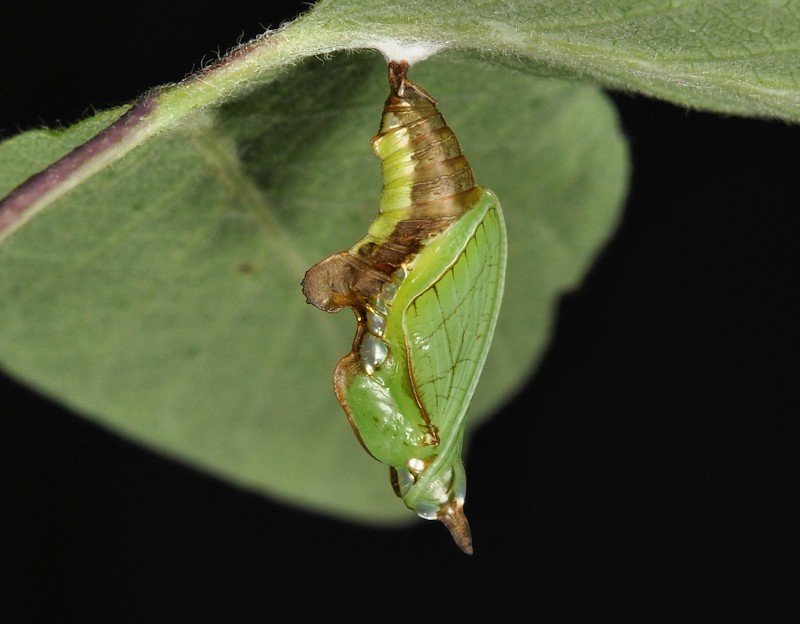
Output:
[{"left": 302, "top": 61, "right": 506, "bottom": 554}]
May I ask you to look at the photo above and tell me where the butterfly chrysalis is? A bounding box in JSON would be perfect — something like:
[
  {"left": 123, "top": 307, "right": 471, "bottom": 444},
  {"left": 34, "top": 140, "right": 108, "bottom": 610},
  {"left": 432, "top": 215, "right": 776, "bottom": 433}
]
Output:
[{"left": 302, "top": 61, "right": 506, "bottom": 554}]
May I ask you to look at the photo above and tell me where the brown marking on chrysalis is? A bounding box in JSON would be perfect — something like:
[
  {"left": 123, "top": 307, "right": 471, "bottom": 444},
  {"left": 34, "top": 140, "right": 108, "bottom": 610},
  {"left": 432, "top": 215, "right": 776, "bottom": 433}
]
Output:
[
  {"left": 404, "top": 128, "right": 463, "bottom": 169},
  {"left": 302, "top": 252, "right": 383, "bottom": 313},
  {"left": 376, "top": 63, "right": 477, "bottom": 209},
  {"left": 302, "top": 60, "right": 479, "bottom": 326},
  {"left": 301, "top": 213, "right": 458, "bottom": 314},
  {"left": 387, "top": 60, "right": 437, "bottom": 103}
]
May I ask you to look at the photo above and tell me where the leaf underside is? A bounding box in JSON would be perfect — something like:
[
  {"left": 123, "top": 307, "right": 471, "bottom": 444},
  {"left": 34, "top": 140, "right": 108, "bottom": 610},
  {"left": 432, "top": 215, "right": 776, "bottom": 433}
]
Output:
[{"left": 300, "top": 0, "right": 800, "bottom": 122}]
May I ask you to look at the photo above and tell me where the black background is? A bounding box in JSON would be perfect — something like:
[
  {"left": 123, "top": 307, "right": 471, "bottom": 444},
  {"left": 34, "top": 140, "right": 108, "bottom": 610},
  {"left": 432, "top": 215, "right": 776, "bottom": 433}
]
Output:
[{"left": 2, "top": 3, "right": 796, "bottom": 621}]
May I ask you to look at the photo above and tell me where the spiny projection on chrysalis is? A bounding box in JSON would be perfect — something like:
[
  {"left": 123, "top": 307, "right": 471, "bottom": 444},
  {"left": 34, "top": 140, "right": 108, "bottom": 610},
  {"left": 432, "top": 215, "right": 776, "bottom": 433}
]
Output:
[{"left": 302, "top": 60, "right": 506, "bottom": 554}]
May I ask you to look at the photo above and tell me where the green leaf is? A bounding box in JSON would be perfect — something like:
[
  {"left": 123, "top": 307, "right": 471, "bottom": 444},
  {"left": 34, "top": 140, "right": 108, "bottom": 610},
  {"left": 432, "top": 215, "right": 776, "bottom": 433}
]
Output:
[
  {"left": 0, "top": 52, "right": 627, "bottom": 523},
  {"left": 301, "top": 0, "right": 800, "bottom": 121},
  {"left": 13, "top": 0, "right": 795, "bottom": 524}
]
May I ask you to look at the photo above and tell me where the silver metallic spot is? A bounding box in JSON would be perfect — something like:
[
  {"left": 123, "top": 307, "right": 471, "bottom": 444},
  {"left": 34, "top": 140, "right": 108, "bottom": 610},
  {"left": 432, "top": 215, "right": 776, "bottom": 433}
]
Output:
[
  {"left": 394, "top": 466, "right": 415, "bottom": 498},
  {"left": 371, "top": 298, "right": 388, "bottom": 316},
  {"left": 407, "top": 457, "right": 428, "bottom": 476},
  {"left": 381, "top": 279, "right": 398, "bottom": 301},
  {"left": 360, "top": 333, "right": 388, "bottom": 375},
  {"left": 414, "top": 467, "right": 455, "bottom": 518},
  {"left": 367, "top": 310, "right": 386, "bottom": 336}
]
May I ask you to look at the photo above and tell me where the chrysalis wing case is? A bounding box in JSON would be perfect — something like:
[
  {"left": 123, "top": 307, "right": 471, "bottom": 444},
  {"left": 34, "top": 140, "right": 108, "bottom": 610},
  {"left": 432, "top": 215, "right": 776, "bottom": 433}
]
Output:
[{"left": 302, "top": 61, "right": 506, "bottom": 554}]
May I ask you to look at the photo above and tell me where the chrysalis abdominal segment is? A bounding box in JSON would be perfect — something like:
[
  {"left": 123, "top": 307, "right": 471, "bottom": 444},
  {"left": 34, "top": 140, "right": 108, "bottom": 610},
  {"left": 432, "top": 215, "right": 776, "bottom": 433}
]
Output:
[{"left": 302, "top": 61, "right": 506, "bottom": 554}]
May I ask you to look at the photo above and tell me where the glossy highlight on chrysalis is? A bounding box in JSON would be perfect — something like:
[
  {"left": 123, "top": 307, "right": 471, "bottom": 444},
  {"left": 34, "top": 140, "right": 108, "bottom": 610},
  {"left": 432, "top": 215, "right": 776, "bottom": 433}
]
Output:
[{"left": 301, "top": 60, "right": 506, "bottom": 554}]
